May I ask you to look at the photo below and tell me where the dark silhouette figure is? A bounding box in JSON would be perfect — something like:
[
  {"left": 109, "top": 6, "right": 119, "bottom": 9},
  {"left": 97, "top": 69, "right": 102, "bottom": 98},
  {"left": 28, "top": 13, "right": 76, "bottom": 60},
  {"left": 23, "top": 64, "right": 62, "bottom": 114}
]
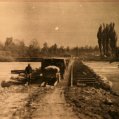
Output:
[{"left": 25, "top": 64, "right": 33, "bottom": 85}]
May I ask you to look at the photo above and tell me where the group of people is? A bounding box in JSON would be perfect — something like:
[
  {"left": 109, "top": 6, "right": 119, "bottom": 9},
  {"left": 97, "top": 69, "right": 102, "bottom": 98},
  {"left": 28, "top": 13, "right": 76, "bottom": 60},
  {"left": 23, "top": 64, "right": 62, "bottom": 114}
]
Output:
[{"left": 97, "top": 22, "right": 117, "bottom": 57}]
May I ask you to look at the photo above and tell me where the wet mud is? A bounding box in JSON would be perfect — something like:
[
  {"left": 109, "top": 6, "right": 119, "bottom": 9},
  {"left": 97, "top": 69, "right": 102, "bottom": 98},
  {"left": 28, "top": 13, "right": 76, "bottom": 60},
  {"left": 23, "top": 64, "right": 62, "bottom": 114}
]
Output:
[
  {"left": 65, "top": 86, "right": 119, "bottom": 119},
  {"left": 0, "top": 84, "right": 49, "bottom": 119}
]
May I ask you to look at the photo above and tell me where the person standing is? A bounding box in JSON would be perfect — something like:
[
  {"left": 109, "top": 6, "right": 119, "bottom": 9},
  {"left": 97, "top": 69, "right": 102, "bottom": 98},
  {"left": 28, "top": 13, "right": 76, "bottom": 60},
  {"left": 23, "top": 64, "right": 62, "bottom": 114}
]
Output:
[{"left": 25, "top": 64, "right": 33, "bottom": 85}]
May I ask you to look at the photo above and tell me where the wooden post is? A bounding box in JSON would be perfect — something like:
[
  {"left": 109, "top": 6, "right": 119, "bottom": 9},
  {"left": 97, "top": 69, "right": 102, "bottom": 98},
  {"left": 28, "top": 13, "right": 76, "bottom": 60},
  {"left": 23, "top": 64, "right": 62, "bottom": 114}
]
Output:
[{"left": 71, "top": 64, "right": 73, "bottom": 87}]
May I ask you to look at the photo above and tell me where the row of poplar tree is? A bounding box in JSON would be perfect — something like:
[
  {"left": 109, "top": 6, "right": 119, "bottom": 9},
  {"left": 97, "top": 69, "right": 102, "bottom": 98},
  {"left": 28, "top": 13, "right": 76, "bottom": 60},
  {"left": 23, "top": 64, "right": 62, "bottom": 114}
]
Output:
[{"left": 97, "top": 22, "right": 118, "bottom": 58}]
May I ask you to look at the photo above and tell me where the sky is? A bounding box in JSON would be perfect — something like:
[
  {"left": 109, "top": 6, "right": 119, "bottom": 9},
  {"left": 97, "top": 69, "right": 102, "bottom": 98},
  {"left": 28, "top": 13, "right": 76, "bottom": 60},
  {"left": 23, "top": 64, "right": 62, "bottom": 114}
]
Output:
[{"left": 0, "top": 2, "right": 119, "bottom": 47}]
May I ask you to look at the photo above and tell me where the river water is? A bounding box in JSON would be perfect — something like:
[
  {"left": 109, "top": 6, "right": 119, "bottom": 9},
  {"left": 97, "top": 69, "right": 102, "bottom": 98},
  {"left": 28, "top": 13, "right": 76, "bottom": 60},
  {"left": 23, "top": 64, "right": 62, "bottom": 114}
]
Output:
[
  {"left": 0, "top": 62, "right": 41, "bottom": 82},
  {"left": 84, "top": 61, "right": 119, "bottom": 94}
]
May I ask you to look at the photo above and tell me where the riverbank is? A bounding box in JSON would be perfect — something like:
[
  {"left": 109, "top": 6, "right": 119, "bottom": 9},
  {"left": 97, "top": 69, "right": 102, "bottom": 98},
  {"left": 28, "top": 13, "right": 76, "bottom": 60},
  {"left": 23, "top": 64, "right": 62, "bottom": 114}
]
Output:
[
  {"left": 65, "top": 86, "right": 119, "bottom": 119},
  {"left": 84, "top": 61, "right": 119, "bottom": 94},
  {"left": 64, "top": 60, "right": 119, "bottom": 119}
]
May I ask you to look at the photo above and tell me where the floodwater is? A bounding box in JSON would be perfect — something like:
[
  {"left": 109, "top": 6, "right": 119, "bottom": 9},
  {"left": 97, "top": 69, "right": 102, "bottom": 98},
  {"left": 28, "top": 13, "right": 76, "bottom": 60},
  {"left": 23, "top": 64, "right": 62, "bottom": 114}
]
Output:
[
  {"left": 84, "top": 61, "right": 119, "bottom": 94},
  {"left": 0, "top": 62, "right": 41, "bottom": 119}
]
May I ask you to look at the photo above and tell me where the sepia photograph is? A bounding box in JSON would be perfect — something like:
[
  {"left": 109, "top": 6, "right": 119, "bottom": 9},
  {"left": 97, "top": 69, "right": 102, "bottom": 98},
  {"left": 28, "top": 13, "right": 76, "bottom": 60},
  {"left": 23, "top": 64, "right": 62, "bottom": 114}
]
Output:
[{"left": 0, "top": 0, "right": 119, "bottom": 119}]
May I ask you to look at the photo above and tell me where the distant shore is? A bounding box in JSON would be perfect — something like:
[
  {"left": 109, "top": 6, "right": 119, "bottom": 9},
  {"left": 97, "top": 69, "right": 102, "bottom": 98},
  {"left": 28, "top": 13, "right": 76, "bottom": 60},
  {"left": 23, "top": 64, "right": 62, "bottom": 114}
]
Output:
[
  {"left": 0, "top": 54, "right": 119, "bottom": 62},
  {"left": 65, "top": 59, "right": 119, "bottom": 119}
]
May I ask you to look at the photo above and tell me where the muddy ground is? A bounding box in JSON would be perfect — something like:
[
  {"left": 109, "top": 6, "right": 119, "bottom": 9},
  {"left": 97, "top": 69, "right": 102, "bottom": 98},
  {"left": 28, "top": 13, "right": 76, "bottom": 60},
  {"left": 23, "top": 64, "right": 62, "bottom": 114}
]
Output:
[
  {"left": 65, "top": 86, "right": 119, "bottom": 119},
  {"left": 0, "top": 84, "right": 49, "bottom": 119},
  {"left": 0, "top": 60, "right": 119, "bottom": 119},
  {"left": 0, "top": 60, "right": 79, "bottom": 119}
]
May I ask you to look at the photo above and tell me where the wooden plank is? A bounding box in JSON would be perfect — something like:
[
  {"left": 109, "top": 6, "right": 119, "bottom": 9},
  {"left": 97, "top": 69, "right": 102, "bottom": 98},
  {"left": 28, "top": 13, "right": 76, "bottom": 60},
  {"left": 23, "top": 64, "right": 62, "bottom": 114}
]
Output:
[
  {"left": 77, "top": 80, "right": 96, "bottom": 82},
  {"left": 11, "top": 70, "right": 25, "bottom": 74},
  {"left": 74, "top": 77, "right": 97, "bottom": 80}
]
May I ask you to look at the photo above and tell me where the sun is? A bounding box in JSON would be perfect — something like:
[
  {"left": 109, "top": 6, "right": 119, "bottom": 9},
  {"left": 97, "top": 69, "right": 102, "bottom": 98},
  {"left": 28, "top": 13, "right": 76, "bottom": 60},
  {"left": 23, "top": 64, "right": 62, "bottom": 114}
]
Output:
[{"left": 55, "top": 27, "right": 59, "bottom": 31}]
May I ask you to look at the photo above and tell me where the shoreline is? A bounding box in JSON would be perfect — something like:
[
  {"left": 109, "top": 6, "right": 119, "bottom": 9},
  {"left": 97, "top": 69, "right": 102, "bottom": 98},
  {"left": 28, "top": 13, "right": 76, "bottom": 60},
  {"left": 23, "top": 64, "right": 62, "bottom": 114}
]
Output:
[
  {"left": 64, "top": 60, "right": 119, "bottom": 119},
  {"left": 83, "top": 62, "right": 113, "bottom": 91},
  {"left": 65, "top": 86, "right": 119, "bottom": 119}
]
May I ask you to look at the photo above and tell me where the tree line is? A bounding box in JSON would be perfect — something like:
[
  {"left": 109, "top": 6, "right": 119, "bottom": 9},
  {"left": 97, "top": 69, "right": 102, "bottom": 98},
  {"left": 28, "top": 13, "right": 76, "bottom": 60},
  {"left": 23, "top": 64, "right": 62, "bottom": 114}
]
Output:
[{"left": 0, "top": 37, "right": 98, "bottom": 59}]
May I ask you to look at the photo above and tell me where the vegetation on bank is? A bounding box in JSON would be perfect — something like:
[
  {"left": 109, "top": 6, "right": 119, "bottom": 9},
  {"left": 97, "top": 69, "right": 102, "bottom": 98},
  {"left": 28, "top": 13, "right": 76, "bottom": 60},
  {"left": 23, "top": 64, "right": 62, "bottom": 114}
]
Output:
[{"left": 0, "top": 37, "right": 99, "bottom": 61}]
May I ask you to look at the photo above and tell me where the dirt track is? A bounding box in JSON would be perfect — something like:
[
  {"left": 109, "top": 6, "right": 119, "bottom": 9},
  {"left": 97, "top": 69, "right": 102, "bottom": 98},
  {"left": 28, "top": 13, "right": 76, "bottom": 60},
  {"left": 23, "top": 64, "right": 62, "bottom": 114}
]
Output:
[
  {"left": 11, "top": 81, "right": 79, "bottom": 119},
  {"left": 26, "top": 61, "right": 79, "bottom": 119},
  {"left": 31, "top": 85, "right": 79, "bottom": 119}
]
